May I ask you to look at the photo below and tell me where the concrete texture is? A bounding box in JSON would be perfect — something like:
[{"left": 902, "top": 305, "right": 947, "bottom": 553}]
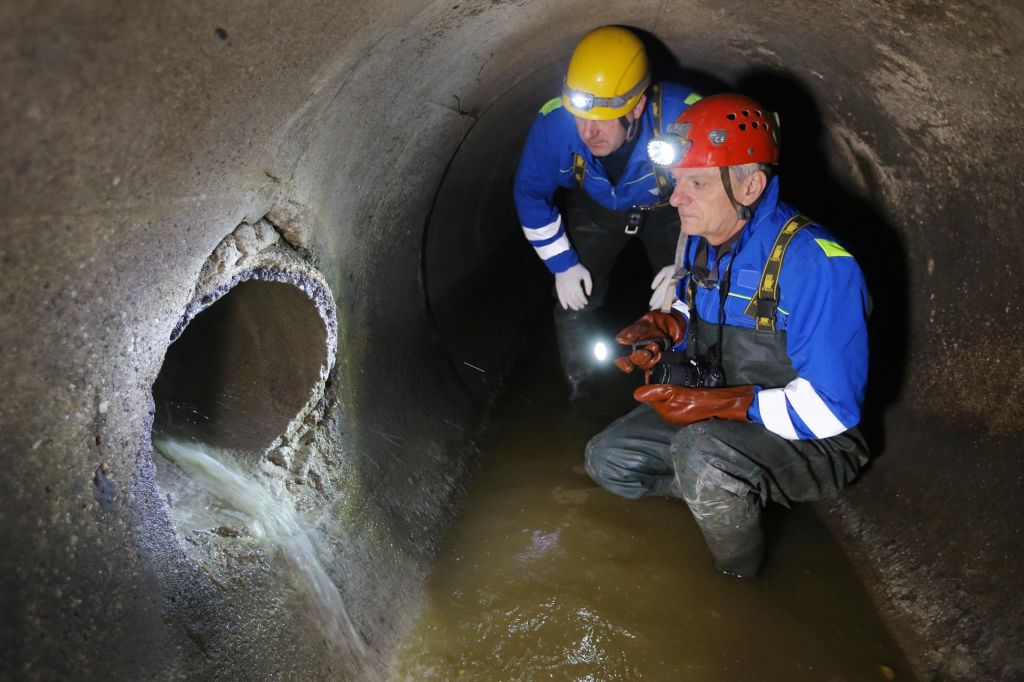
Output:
[{"left": 1, "top": 0, "right": 1022, "bottom": 680}]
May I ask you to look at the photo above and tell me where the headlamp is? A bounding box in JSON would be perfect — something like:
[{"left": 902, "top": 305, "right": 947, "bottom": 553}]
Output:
[
  {"left": 569, "top": 91, "right": 595, "bottom": 111},
  {"left": 562, "top": 75, "right": 651, "bottom": 114},
  {"left": 646, "top": 119, "right": 694, "bottom": 167},
  {"left": 649, "top": 136, "right": 693, "bottom": 167}
]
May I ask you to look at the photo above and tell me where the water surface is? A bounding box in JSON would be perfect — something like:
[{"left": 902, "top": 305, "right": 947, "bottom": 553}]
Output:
[{"left": 391, "top": 330, "right": 914, "bottom": 681}]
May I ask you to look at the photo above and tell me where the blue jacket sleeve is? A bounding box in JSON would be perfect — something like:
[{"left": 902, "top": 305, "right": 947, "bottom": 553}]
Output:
[
  {"left": 513, "top": 108, "right": 579, "bottom": 274},
  {"left": 750, "top": 232, "right": 869, "bottom": 439}
]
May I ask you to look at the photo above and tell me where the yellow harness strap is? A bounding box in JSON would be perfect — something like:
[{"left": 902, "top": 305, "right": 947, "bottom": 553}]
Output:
[
  {"left": 743, "top": 214, "right": 813, "bottom": 332},
  {"left": 572, "top": 152, "right": 586, "bottom": 185},
  {"left": 648, "top": 84, "right": 672, "bottom": 199}
]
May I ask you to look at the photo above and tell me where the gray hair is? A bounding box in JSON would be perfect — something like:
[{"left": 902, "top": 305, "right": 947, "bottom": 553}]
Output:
[{"left": 731, "top": 162, "right": 772, "bottom": 183}]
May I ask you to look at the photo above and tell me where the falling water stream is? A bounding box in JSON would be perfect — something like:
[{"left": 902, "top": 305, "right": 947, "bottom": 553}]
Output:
[{"left": 153, "top": 437, "right": 371, "bottom": 672}]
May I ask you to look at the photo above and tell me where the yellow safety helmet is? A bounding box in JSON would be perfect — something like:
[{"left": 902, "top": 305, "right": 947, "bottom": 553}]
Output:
[{"left": 562, "top": 26, "right": 651, "bottom": 120}]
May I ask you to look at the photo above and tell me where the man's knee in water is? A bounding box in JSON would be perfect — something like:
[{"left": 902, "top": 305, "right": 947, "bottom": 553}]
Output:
[
  {"left": 583, "top": 433, "right": 603, "bottom": 481},
  {"left": 584, "top": 431, "right": 618, "bottom": 488},
  {"left": 671, "top": 424, "right": 756, "bottom": 519},
  {"left": 583, "top": 432, "right": 651, "bottom": 501}
]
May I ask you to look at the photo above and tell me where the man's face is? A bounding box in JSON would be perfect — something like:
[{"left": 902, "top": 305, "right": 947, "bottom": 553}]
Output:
[
  {"left": 575, "top": 116, "right": 628, "bottom": 157},
  {"left": 669, "top": 167, "right": 745, "bottom": 246},
  {"left": 573, "top": 95, "right": 646, "bottom": 157}
]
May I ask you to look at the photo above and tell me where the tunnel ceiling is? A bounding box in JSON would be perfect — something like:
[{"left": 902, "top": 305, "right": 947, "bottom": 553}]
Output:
[{"left": 2, "top": 0, "right": 1023, "bottom": 680}]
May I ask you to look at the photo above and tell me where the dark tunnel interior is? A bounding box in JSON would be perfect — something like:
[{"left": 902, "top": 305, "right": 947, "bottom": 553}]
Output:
[{"left": 152, "top": 279, "right": 328, "bottom": 453}]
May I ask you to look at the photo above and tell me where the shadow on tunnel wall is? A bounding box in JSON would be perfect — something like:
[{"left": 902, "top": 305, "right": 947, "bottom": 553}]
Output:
[{"left": 634, "top": 27, "right": 732, "bottom": 99}]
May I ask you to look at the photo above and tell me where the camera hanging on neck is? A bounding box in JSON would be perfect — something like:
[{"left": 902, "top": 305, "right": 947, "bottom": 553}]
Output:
[{"left": 684, "top": 234, "right": 739, "bottom": 373}]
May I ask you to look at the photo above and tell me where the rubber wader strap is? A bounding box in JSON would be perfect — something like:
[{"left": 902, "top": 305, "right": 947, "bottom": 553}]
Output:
[
  {"left": 649, "top": 83, "right": 672, "bottom": 200},
  {"left": 743, "top": 214, "right": 813, "bottom": 332}
]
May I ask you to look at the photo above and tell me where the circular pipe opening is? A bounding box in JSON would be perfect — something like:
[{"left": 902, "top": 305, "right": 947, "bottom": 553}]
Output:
[
  {"left": 152, "top": 279, "right": 328, "bottom": 454},
  {"left": 144, "top": 266, "right": 368, "bottom": 668}
]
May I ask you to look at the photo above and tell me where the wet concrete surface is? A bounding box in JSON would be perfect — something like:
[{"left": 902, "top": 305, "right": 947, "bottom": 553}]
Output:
[{"left": 390, "top": 319, "right": 916, "bottom": 681}]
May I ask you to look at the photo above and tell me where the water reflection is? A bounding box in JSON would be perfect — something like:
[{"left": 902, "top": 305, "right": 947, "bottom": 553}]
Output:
[{"left": 390, "top": 337, "right": 915, "bottom": 681}]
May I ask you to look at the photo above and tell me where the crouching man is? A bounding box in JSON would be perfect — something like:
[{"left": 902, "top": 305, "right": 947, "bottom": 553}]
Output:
[{"left": 585, "top": 94, "right": 870, "bottom": 578}]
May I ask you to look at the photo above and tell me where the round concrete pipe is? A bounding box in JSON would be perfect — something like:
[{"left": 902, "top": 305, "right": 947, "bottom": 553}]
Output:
[
  {"left": 151, "top": 279, "right": 329, "bottom": 453},
  {"left": 1, "top": 1, "right": 1023, "bottom": 681}
]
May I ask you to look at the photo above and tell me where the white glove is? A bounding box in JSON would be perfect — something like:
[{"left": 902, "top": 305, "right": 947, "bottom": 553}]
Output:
[
  {"left": 554, "top": 263, "right": 593, "bottom": 311},
  {"left": 648, "top": 265, "right": 678, "bottom": 310}
]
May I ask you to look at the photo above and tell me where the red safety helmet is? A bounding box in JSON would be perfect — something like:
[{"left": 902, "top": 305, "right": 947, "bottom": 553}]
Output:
[{"left": 647, "top": 94, "right": 780, "bottom": 169}]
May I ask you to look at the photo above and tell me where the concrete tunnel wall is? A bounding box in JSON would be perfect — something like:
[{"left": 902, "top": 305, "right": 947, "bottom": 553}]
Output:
[{"left": 1, "top": 0, "right": 1022, "bottom": 679}]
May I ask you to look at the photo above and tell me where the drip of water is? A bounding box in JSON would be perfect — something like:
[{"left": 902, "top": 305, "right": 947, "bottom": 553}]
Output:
[{"left": 154, "top": 437, "right": 370, "bottom": 668}]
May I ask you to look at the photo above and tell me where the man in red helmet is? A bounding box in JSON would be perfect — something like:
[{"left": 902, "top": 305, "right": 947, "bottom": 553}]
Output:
[{"left": 585, "top": 94, "right": 871, "bottom": 578}]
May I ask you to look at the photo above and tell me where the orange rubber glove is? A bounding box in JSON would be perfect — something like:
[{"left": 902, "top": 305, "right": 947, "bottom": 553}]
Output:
[
  {"left": 613, "top": 310, "right": 687, "bottom": 374},
  {"left": 634, "top": 384, "right": 755, "bottom": 427}
]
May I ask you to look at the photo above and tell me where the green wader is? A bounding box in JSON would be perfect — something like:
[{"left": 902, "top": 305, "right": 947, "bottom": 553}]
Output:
[{"left": 585, "top": 317, "right": 869, "bottom": 577}]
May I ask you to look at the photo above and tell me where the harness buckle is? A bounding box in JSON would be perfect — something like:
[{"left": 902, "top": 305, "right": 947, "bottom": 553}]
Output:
[{"left": 625, "top": 207, "right": 645, "bottom": 236}]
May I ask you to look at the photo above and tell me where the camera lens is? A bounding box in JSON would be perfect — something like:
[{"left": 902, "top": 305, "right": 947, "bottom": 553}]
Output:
[
  {"left": 648, "top": 363, "right": 671, "bottom": 385},
  {"left": 649, "top": 362, "right": 698, "bottom": 387},
  {"left": 649, "top": 360, "right": 726, "bottom": 387}
]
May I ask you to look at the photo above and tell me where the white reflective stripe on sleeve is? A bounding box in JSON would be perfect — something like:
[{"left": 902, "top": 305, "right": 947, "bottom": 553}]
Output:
[
  {"left": 784, "top": 377, "right": 847, "bottom": 439},
  {"left": 522, "top": 215, "right": 562, "bottom": 242},
  {"left": 758, "top": 387, "right": 799, "bottom": 440},
  {"left": 534, "top": 233, "right": 572, "bottom": 261},
  {"left": 671, "top": 300, "right": 690, "bottom": 318}
]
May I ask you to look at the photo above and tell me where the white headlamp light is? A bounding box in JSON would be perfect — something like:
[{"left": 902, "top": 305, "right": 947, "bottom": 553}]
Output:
[
  {"left": 569, "top": 92, "right": 594, "bottom": 111},
  {"left": 647, "top": 137, "right": 683, "bottom": 167}
]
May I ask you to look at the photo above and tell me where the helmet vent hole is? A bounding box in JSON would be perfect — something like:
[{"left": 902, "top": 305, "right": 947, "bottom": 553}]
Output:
[
  {"left": 726, "top": 113, "right": 737, "bottom": 120},
  {"left": 741, "top": 110, "right": 750, "bottom": 117},
  {"left": 748, "top": 146, "right": 756, "bottom": 155},
  {"left": 755, "top": 110, "right": 763, "bottom": 117},
  {"left": 752, "top": 121, "right": 759, "bottom": 129},
  {"left": 739, "top": 123, "right": 747, "bottom": 131}
]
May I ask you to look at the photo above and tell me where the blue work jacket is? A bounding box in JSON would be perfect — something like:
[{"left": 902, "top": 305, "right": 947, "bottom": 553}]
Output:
[
  {"left": 670, "top": 177, "right": 870, "bottom": 441},
  {"left": 513, "top": 82, "right": 701, "bottom": 273}
]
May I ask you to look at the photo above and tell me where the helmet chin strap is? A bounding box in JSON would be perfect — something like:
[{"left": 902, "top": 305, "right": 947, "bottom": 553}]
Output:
[
  {"left": 620, "top": 115, "right": 640, "bottom": 142},
  {"left": 719, "top": 166, "right": 752, "bottom": 220}
]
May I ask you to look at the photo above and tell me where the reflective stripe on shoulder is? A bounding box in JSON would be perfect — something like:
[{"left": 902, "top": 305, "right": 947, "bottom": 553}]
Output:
[
  {"left": 684, "top": 92, "right": 702, "bottom": 105},
  {"left": 539, "top": 97, "right": 562, "bottom": 116},
  {"left": 814, "top": 238, "right": 852, "bottom": 258}
]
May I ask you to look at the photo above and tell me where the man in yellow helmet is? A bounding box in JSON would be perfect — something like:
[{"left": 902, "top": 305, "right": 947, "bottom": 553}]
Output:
[{"left": 514, "top": 26, "right": 701, "bottom": 400}]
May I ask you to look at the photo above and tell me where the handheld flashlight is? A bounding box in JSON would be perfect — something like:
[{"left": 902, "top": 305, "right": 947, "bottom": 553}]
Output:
[{"left": 593, "top": 337, "right": 676, "bottom": 362}]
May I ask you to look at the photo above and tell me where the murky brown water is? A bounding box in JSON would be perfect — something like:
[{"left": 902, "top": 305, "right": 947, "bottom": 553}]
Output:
[{"left": 391, "top": 329, "right": 915, "bottom": 681}]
